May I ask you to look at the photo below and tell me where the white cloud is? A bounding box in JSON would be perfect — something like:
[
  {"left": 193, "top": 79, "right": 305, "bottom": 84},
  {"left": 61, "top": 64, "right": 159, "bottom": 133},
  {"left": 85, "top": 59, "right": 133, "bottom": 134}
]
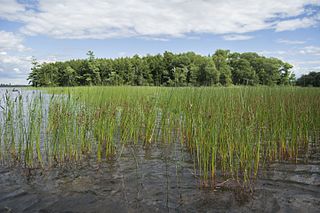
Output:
[
  {"left": 290, "top": 61, "right": 320, "bottom": 76},
  {"left": 299, "top": 46, "right": 320, "bottom": 55},
  {"left": 0, "top": 31, "right": 28, "bottom": 52},
  {"left": 0, "top": 30, "right": 32, "bottom": 84},
  {"left": 276, "top": 39, "right": 306, "bottom": 45},
  {"left": 258, "top": 50, "right": 288, "bottom": 56},
  {"left": 0, "top": 77, "right": 27, "bottom": 85},
  {"left": 275, "top": 15, "right": 320, "bottom": 31},
  {"left": 140, "top": 37, "right": 170, "bottom": 42},
  {"left": 223, "top": 34, "right": 253, "bottom": 41},
  {"left": 259, "top": 45, "right": 320, "bottom": 58},
  {"left": 281, "top": 56, "right": 320, "bottom": 77},
  {"left": 294, "top": 60, "right": 320, "bottom": 65},
  {"left": 1, "top": 55, "right": 21, "bottom": 64},
  {"left": 0, "top": 51, "right": 32, "bottom": 84},
  {"left": 0, "top": 0, "right": 319, "bottom": 39},
  {"left": 13, "top": 67, "right": 21, "bottom": 73},
  {"left": 0, "top": 0, "right": 26, "bottom": 21},
  {"left": 0, "top": 54, "right": 32, "bottom": 70},
  {"left": 0, "top": 0, "right": 319, "bottom": 83}
]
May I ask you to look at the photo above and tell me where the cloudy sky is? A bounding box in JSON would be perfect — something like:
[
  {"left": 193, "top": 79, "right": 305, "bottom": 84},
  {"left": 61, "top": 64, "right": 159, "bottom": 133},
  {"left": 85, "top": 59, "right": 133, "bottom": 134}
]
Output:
[{"left": 0, "top": 0, "right": 319, "bottom": 84}]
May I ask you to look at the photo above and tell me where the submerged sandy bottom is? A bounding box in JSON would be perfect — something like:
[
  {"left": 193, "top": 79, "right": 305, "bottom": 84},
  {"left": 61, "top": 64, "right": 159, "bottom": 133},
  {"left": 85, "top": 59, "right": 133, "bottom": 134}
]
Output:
[{"left": 0, "top": 142, "right": 319, "bottom": 213}]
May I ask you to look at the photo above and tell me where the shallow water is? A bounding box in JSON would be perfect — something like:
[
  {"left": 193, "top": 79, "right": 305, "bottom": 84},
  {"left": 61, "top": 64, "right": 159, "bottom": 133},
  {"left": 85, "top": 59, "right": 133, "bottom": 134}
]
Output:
[
  {"left": 0, "top": 88, "right": 319, "bottom": 212},
  {"left": 0, "top": 141, "right": 319, "bottom": 213}
]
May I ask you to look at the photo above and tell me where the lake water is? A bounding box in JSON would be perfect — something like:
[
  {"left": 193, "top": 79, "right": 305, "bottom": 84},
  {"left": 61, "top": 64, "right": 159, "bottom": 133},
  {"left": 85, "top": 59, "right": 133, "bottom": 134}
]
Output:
[{"left": 0, "top": 87, "right": 319, "bottom": 212}]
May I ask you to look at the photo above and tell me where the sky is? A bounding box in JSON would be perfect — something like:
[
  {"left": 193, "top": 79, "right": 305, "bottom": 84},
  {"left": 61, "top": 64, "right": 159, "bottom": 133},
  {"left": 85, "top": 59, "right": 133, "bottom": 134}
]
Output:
[{"left": 0, "top": 0, "right": 319, "bottom": 85}]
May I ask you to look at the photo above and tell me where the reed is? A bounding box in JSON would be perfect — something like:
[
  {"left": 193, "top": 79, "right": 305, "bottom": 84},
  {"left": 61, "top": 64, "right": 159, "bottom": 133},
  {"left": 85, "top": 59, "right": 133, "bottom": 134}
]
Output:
[{"left": 0, "top": 86, "right": 319, "bottom": 188}]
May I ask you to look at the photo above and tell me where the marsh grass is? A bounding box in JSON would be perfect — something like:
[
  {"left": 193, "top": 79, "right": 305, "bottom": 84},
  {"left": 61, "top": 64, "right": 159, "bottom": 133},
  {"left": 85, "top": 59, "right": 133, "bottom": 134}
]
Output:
[{"left": 0, "top": 86, "right": 319, "bottom": 188}]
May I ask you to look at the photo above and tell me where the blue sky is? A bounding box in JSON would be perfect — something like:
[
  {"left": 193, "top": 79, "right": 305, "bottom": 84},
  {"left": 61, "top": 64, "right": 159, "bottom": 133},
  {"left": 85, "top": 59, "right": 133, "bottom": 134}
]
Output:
[{"left": 0, "top": 0, "right": 320, "bottom": 84}]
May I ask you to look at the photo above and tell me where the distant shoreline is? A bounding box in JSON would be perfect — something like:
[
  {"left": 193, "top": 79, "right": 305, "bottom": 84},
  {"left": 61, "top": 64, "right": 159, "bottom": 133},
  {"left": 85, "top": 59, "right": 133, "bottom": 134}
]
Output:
[{"left": 0, "top": 85, "right": 29, "bottom": 88}]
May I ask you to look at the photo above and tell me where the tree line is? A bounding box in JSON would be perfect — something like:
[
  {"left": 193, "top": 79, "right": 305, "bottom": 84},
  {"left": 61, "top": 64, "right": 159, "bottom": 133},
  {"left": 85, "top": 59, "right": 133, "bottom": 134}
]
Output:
[
  {"left": 28, "top": 50, "right": 296, "bottom": 87},
  {"left": 296, "top": 72, "right": 320, "bottom": 87}
]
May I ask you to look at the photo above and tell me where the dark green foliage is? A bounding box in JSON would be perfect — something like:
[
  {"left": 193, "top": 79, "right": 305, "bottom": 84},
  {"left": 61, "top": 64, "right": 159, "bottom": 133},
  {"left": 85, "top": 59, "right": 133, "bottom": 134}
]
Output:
[
  {"left": 28, "top": 50, "right": 294, "bottom": 87},
  {"left": 213, "top": 49, "right": 232, "bottom": 86},
  {"left": 296, "top": 72, "right": 320, "bottom": 87}
]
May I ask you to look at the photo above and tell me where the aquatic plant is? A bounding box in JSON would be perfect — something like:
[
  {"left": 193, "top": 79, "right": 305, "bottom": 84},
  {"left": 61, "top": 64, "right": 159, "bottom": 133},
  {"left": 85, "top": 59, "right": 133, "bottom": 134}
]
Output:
[{"left": 0, "top": 86, "right": 319, "bottom": 188}]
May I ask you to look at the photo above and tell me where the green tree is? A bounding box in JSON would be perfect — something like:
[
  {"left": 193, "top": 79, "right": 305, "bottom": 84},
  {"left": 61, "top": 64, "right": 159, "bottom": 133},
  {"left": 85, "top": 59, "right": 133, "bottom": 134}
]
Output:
[
  {"left": 279, "top": 62, "right": 294, "bottom": 85},
  {"left": 296, "top": 71, "right": 320, "bottom": 87},
  {"left": 27, "top": 50, "right": 296, "bottom": 87},
  {"left": 27, "top": 57, "right": 41, "bottom": 87},
  {"left": 146, "top": 54, "right": 165, "bottom": 86},
  {"left": 173, "top": 66, "right": 188, "bottom": 86},
  {"left": 229, "top": 54, "right": 257, "bottom": 85},
  {"left": 79, "top": 51, "right": 101, "bottom": 85},
  {"left": 58, "top": 65, "right": 76, "bottom": 86},
  {"left": 213, "top": 49, "right": 232, "bottom": 86},
  {"left": 198, "top": 58, "right": 219, "bottom": 86}
]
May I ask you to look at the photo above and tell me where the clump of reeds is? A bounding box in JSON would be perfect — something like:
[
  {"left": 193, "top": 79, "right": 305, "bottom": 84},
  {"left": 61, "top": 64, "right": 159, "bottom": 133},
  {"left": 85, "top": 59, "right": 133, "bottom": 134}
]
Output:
[{"left": 0, "top": 86, "right": 319, "bottom": 188}]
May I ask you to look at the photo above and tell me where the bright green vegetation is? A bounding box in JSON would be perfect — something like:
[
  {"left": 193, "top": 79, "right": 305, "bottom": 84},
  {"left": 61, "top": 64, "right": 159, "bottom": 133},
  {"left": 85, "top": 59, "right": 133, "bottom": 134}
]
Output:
[
  {"left": 1, "top": 86, "right": 319, "bottom": 187},
  {"left": 27, "top": 50, "right": 295, "bottom": 87}
]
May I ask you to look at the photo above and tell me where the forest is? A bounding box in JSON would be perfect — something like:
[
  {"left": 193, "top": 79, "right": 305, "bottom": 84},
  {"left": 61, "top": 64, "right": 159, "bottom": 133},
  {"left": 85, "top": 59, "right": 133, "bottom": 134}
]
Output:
[
  {"left": 28, "top": 49, "right": 296, "bottom": 87},
  {"left": 296, "top": 71, "right": 320, "bottom": 87}
]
